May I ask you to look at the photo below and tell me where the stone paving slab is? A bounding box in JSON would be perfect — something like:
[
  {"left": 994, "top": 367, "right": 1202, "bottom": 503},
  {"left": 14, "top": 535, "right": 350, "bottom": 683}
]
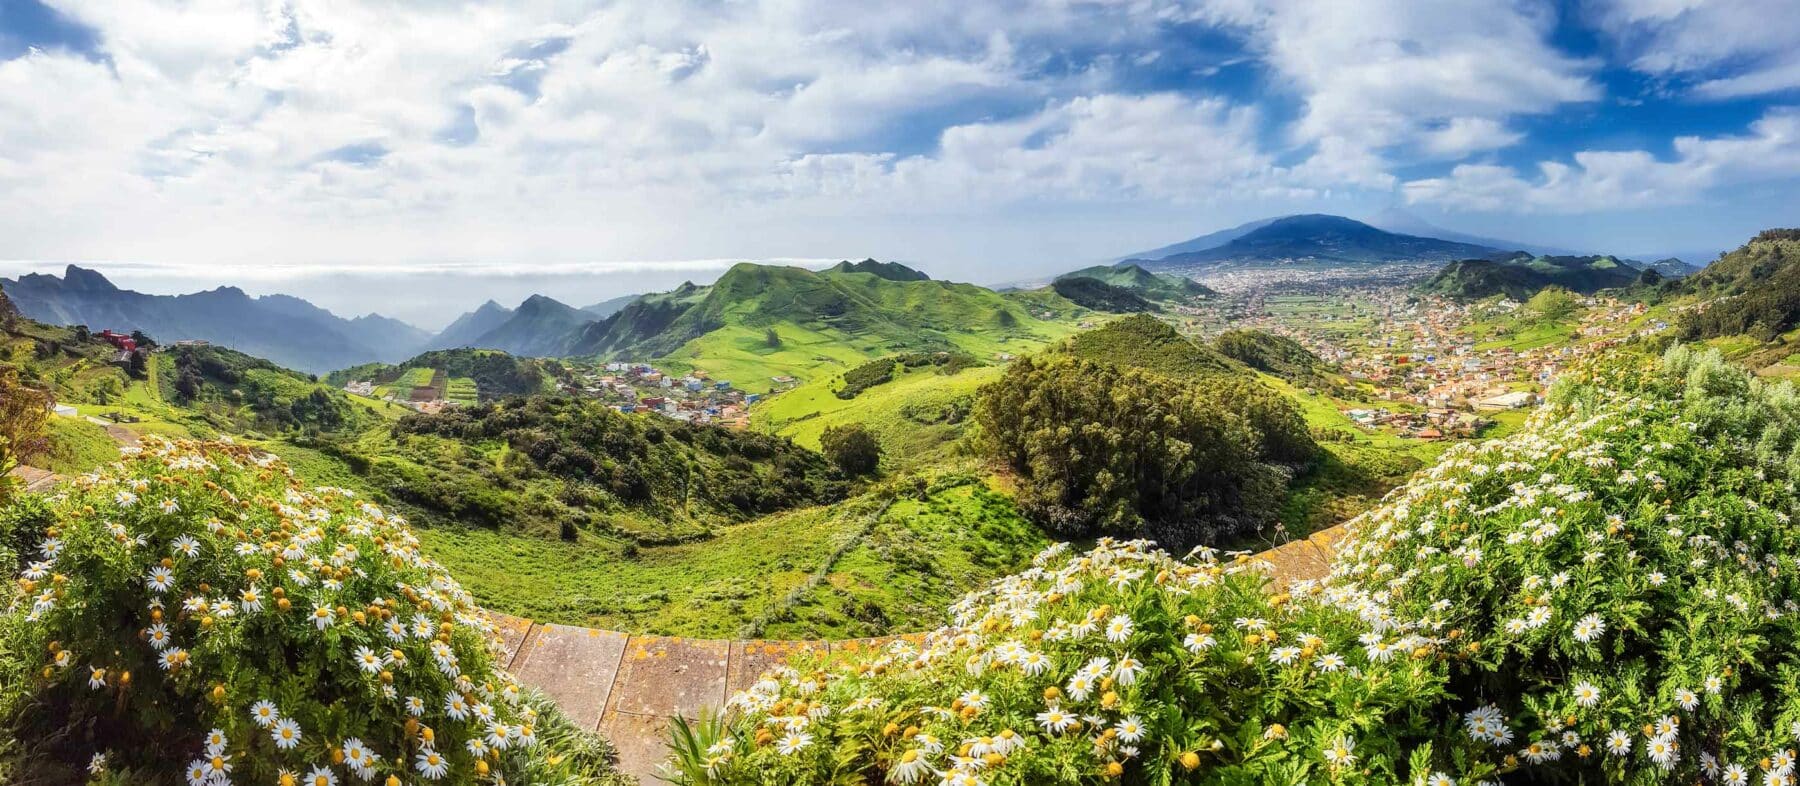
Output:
[
  {"left": 1258, "top": 540, "right": 1331, "bottom": 589},
  {"left": 600, "top": 711, "right": 675, "bottom": 784},
  {"left": 487, "top": 612, "right": 534, "bottom": 669},
  {"left": 1306, "top": 523, "right": 1349, "bottom": 557},
  {"left": 726, "top": 639, "right": 825, "bottom": 696},
  {"left": 509, "top": 624, "right": 629, "bottom": 731},
  {"left": 609, "top": 635, "right": 730, "bottom": 720}
]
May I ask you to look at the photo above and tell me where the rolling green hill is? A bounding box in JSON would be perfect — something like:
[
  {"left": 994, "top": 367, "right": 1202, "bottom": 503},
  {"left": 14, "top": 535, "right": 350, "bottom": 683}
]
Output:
[
  {"left": 567, "top": 262, "right": 1076, "bottom": 391},
  {"left": 1048, "top": 276, "right": 1157, "bottom": 312},
  {"left": 325, "top": 347, "right": 558, "bottom": 401},
  {"left": 1055, "top": 262, "right": 1215, "bottom": 300},
  {"left": 1677, "top": 229, "right": 1800, "bottom": 342},
  {"left": 1421, "top": 253, "right": 1642, "bottom": 300}
]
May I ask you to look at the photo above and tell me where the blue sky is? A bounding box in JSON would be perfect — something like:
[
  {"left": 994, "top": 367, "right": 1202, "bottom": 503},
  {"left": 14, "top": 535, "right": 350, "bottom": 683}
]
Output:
[{"left": 0, "top": 0, "right": 1796, "bottom": 319}]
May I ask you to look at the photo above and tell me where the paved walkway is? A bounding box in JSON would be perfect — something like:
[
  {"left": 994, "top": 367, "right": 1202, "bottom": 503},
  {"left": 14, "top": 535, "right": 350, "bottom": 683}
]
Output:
[{"left": 492, "top": 523, "right": 1349, "bottom": 782}]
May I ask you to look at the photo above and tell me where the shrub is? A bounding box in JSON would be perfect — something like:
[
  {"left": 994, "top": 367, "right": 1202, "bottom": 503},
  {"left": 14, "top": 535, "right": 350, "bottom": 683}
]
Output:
[
  {"left": 820, "top": 423, "right": 881, "bottom": 476},
  {"left": 684, "top": 345, "right": 1800, "bottom": 785},
  {"left": 1, "top": 438, "right": 623, "bottom": 784},
  {"left": 974, "top": 356, "right": 1308, "bottom": 549}
]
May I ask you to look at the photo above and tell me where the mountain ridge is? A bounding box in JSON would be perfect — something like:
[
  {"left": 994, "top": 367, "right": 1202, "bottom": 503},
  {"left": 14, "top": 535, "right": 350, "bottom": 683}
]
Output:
[{"left": 0, "top": 265, "right": 427, "bottom": 373}]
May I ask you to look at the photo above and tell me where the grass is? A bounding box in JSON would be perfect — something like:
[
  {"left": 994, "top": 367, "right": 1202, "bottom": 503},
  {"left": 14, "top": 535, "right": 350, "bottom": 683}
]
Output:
[
  {"left": 35, "top": 416, "right": 120, "bottom": 473},
  {"left": 757, "top": 364, "right": 1000, "bottom": 468},
  {"left": 394, "top": 366, "right": 436, "bottom": 389},
  {"left": 759, "top": 479, "right": 1048, "bottom": 640}
]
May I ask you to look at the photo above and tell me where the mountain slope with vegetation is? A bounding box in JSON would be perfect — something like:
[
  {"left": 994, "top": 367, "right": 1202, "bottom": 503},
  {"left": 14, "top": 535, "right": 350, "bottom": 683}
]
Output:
[
  {"left": 691, "top": 344, "right": 1800, "bottom": 786},
  {"left": 0, "top": 265, "right": 422, "bottom": 372},
  {"left": 1676, "top": 229, "right": 1800, "bottom": 342},
  {"left": 1141, "top": 214, "right": 1506, "bottom": 271},
  {"left": 1422, "top": 253, "right": 1643, "bottom": 300},
  {"left": 1055, "top": 262, "right": 1215, "bottom": 301}
]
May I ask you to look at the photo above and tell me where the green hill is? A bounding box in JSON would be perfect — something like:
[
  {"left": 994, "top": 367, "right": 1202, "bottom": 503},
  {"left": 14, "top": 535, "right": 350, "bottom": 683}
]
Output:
[
  {"left": 1421, "top": 253, "right": 1641, "bottom": 300},
  {"left": 1062, "top": 314, "right": 1238, "bottom": 378},
  {"left": 1214, "top": 329, "right": 1331, "bottom": 384},
  {"left": 1677, "top": 229, "right": 1800, "bottom": 342},
  {"left": 827, "top": 258, "right": 930, "bottom": 281},
  {"left": 566, "top": 262, "right": 1074, "bottom": 391},
  {"left": 1049, "top": 276, "right": 1156, "bottom": 313},
  {"left": 325, "top": 347, "right": 556, "bottom": 402},
  {"left": 1055, "top": 262, "right": 1214, "bottom": 300}
]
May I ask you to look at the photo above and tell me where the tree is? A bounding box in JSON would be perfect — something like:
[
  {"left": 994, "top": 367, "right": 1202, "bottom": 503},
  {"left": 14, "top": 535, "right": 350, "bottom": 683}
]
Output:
[
  {"left": 974, "top": 356, "right": 1309, "bottom": 549},
  {"left": 820, "top": 423, "right": 881, "bottom": 476},
  {"left": 125, "top": 350, "right": 148, "bottom": 380},
  {"left": 72, "top": 325, "right": 89, "bottom": 342},
  {"left": 129, "top": 329, "right": 156, "bottom": 349},
  {"left": 764, "top": 327, "right": 782, "bottom": 348}
]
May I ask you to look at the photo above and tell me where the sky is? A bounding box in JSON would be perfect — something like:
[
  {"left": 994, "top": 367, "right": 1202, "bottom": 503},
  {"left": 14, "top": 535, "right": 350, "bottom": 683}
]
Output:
[{"left": 0, "top": 0, "right": 1797, "bottom": 326}]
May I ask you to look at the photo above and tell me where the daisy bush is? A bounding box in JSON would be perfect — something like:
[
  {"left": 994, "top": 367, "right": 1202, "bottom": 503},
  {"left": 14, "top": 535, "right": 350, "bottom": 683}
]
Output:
[
  {"left": 1, "top": 438, "right": 623, "bottom": 785},
  {"left": 682, "top": 343, "right": 1800, "bottom": 785},
  {"left": 1330, "top": 343, "right": 1800, "bottom": 785},
  {"left": 674, "top": 537, "right": 1463, "bottom": 785}
]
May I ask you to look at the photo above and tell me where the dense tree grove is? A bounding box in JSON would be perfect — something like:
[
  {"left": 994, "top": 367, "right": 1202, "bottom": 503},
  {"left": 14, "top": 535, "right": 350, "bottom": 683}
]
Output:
[
  {"left": 974, "top": 356, "right": 1315, "bottom": 549},
  {"left": 394, "top": 397, "right": 842, "bottom": 526},
  {"left": 1679, "top": 232, "right": 1800, "bottom": 341}
]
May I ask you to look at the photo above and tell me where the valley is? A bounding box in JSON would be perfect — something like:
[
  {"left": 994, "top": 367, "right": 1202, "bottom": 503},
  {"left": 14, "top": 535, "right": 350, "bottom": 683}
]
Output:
[{"left": 5, "top": 223, "right": 1797, "bottom": 785}]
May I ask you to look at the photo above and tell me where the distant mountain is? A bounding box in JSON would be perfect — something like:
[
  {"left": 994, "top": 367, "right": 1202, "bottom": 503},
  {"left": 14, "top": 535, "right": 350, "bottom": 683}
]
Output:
[
  {"left": 347, "top": 313, "right": 431, "bottom": 355},
  {"left": 1421, "top": 254, "right": 1642, "bottom": 301},
  {"left": 1116, "top": 217, "right": 1280, "bottom": 262},
  {"left": 0, "top": 265, "right": 425, "bottom": 373},
  {"left": 453, "top": 295, "right": 597, "bottom": 357},
  {"left": 581, "top": 294, "right": 640, "bottom": 319},
  {"left": 1367, "top": 207, "right": 1577, "bottom": 257},
  {"left": 1135, "top": 214, "right": 1509, "bottom": 272},
  {"left": 1055, "top": 263, "right": 1215, "bottom": 300},
  {"left": 1642, "top": 257, "right": 1701, "bottom": 278},
  {"left": 426, "top": 300, "right": 514, "bottom": 351},
  {"left": 829, "top": 258, "right": 930, "bottom": 281}
]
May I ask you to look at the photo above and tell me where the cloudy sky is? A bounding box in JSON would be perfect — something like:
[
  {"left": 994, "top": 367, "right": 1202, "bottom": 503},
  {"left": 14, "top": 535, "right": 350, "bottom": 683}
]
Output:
[{"left": 1, "top": 0, "right": 1797, "bottom": 323}]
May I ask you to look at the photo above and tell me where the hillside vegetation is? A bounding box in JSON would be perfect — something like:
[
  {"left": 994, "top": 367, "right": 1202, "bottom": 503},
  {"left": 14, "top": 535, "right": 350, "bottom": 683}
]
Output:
[
  {"left": 1678, "top": 229, "right": 1800, "bottom": 341},
  {"left": 1056, "top": 263, "right": 1214, "bottom": 301},
  {"left": 1422, "top": 253, "right": 1643, "bottom": 300},
  {"left": 566, "top": 263, "right": 1073, "bottom": 389},
  {"left": 687, "top": 343, "right": 1800, "bottom": 786}
]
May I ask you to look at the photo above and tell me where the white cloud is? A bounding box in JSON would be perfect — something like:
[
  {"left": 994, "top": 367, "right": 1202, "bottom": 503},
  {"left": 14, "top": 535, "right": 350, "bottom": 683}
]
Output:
[
  {"left": 1402, "top": 108, "right": 1800, "bottom": 211},
  {"left": 1588, "top": 0, "right": 1800, "bottom": 98},
  {"left": 1192, "top": 0, "right": 1597, "bottom": 179}
]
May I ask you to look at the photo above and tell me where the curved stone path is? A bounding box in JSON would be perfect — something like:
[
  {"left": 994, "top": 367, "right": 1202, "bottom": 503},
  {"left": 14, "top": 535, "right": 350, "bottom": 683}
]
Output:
[{"left": 490, "top": 523, "right": 1349, "bottom": 782}]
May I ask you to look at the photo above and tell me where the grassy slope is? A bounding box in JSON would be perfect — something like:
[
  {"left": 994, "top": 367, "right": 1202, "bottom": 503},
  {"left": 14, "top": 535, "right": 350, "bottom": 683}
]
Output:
[{"left": 757, "top": 365, "right": 999, "bottom": 466}]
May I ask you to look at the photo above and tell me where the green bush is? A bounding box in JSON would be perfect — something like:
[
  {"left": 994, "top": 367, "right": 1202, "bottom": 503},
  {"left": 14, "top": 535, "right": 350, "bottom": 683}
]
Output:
[
  {"left": 820, "top": 423, "right": 881, "bottom": 476},
  {"left": 974, "top": 356, "right": 1311, "bottom": 549},
  {"left": 0, "top": 438, "right": 623, "bottom": 784},
  {"left": 683, "top": 345, "right": 1800, "bottom": 785}
]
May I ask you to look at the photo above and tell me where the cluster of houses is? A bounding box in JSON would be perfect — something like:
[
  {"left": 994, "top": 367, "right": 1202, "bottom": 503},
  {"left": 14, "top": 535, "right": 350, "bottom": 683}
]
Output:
[{"left": 568, "top": 362, "right": 756, "bottom": 428}]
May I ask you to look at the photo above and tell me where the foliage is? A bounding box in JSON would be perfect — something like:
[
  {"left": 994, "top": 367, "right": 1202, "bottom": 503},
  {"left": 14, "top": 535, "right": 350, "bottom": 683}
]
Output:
[
  {"left": 1422, "top": 255, "right": 1639, "bottom": 301},
  {"left": 679, "top": 539, "right": 1454, "bottom": 786},
  {"left": 1678, "top": 230, "right": 1800, "bottom": 342},
  {"left": 391, "top": 396, "right": 842, "bottom": 530},
  {"left": 325, "top": 349, "right": 552, "bottom": 402},
  {"left": 0, "top": 366, "right": 49, "bottom": 502},
  {"left": 163, "top": 345, "right": 368, "bottom": 436},
  {"left": 1050, "top": 278, "right": 1157, "bottom": 314},
  {"left": 819, "top": 423, "right": 881, "bottom": 476},
  {"left": 974, "top": 355, "right": 1313, "bottom": 549},
  {"left": 1523, "top": 287, "right": 1582, "bottom": 322},
  {"left": 0, "top": 439, "right": 624, "bottom": 784},
  {"left": 687, "top": 344, "right": 1800, "bottom": 785},
  {"left": 1061, "top": 315, "right": 1239, "bottom": 381},
  {"left": 836, "top": 352, "right": 983, "bottom": 400}
]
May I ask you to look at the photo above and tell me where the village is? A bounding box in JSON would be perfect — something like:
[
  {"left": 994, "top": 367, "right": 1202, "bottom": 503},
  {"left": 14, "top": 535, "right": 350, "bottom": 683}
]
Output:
[{"left": 1181, "top": 273, "right": 1672, "bottom": 442}]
